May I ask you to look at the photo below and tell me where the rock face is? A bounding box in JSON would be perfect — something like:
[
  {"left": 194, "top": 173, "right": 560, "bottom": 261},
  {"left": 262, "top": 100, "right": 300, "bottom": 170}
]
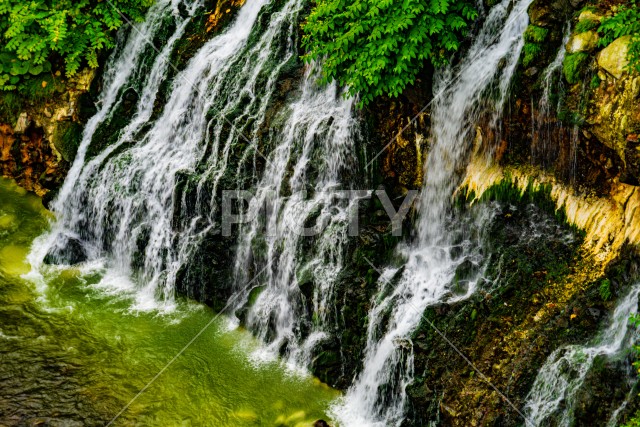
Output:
[
  {"left": 0, "top": 124, "right": 63, "bottom": 196},
  {"left": 588, "top": 72, "right": 640, "bottom": 185},
  {"left": 0, "top": 69, "right": 95, "bottom": 196}
]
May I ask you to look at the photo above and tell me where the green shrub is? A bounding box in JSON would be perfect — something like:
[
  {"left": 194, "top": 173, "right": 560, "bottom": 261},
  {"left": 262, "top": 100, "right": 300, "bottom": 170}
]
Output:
[
  {"left": 301, "top": 0, "right": 478, "bottom": 105},
  {"left": 0, "top": 0, "right": 154, "bottom": 92},
  {"left": 598, "top": 0, "right": 640, "bottom": 73},
  {"left": 563, "top": 52, "right": 590, "bottom": 84}
]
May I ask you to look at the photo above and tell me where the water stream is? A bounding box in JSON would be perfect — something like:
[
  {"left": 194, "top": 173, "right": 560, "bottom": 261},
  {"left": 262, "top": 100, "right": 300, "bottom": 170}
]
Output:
[{"left": 332, "top": 0, "right": 533, "bottom": 424}]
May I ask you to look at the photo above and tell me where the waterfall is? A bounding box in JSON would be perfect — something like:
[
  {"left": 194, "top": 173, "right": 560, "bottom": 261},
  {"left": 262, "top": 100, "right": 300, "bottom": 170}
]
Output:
[
  {"left": 532, "top": 22, "right": 571, "bottom": 163},
  {"left": 34, "top": 0, "right": 321, "bottom": 312},
  {"left": 531, "top": 23, "right": 583, "bottom": 182},
  {"left": 524, "top": 285, "right": 640, "bottom": 426},
  {"left": 332, "top": 0, "right": 533, "bottom": 424},
  {"left": 229, "top": 63, "right": 359, "bottom": 369}
]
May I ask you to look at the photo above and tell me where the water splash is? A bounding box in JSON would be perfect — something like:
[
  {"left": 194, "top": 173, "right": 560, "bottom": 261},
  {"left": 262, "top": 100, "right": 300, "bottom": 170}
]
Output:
[{"left": 332, "top": 0, "right": 533, "bottom": 424}]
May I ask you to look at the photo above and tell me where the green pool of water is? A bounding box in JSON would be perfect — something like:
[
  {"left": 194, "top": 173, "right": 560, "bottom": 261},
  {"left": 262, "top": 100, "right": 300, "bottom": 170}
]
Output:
[{"left": 0, "top": 177, "right": 338, "bottom": 426}]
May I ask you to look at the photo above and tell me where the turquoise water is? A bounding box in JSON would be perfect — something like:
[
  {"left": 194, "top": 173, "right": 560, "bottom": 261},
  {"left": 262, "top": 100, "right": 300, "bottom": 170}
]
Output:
[{"left": 0, "top": 177, "right": 338, "bottom": 426}]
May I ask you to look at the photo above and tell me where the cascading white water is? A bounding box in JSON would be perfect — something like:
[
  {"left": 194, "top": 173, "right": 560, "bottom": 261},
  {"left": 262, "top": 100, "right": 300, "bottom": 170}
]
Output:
[
  {"left": 32, "top": 0, "right": 317, "bottom": 311},
  {"left": 229, "top": 61, "right": 359, "bottom": 369},
  {"left": 332, "top": 0, "right": 533, "bottom": 424},
  {"left": 28, "top": 0, "right": 200, "bottom": 294},
  {"left": 524, "top": 285, "right": 640, "bottom": 426}
]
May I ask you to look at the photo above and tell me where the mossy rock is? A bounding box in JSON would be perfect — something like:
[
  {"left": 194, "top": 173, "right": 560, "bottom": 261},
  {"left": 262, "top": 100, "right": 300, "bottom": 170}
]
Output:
[
  {"left": 567, "top": 31, "right": 599, "bottom": 54},
  {"left": 52, "top": 121, "right": 83, "bottom": 162},
  {"left": 598, "top": 35, "right": 632, "bottom": 79}
]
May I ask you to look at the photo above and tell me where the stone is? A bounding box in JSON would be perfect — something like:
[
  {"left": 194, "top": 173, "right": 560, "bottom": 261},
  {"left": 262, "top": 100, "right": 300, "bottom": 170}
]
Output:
[
  {"left": 598, "top": 36, "right": 632, "bottom": 79},
  {"left": 566, "top": 31, "right": 599, "bottom": 54},
  {"left": 578, "top": 10, "right": 601, "bottom": 23},
  {"left": 525, "top": 67, "right": 539, "bottom": 77},
  {"left": 528, "top": 2, "right": 554, "bottom": 27},
  {"left": 14, "top": 112, "right": 30, "bottom": 134}
]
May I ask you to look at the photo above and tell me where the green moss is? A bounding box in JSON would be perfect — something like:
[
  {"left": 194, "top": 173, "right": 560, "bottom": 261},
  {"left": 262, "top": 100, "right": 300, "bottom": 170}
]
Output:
[
  {"left": 247, "top": 285, "right": 266, "bottom": 306},
  {"left": 520, "top": 26, "right": 550, "bottom": 67},
  {"left": 563, "top": 52, "right": 590, "bottom": 84},
  {"left": 598, "top": 278, "right": 612, "bottom": 301},
  {"left": 524, "top": 25, "right": 549, "bottom": 43},
  {"left": 522, "top": 42, "right": 543, "bottom": 67},
  {"left": 52, "top": 121, "right": 84, "bottom": 162}
]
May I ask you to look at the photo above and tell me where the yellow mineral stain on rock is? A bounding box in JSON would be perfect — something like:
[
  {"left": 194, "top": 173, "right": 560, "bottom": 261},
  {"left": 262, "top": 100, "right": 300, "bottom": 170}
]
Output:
[
  {"left": 461, "top": 158, "right": 640, "bottom": 266},
  {"left": 206, "top": 0, "right": 246, "bottom": 32}
]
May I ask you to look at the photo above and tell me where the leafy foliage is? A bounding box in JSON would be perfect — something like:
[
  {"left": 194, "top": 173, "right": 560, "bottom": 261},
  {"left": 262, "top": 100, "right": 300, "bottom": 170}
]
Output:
[
  {"left": 0, "top": 0, "right": 153, "bottom": 91},
  {"left": 574, "top": 18, "right": 599, "bottom": 34},
  {"left": 301, "top": 0, "right": 478, "bottom": 105},
  {"left": 598, "top": 0, "right": 640, "bottom": 73}
]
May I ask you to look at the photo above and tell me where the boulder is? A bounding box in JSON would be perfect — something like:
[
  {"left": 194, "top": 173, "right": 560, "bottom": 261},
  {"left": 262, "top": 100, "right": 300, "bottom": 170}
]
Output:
[
  {"left": 598, "top": 36, "right": 632, "bottom": 79},
  {"left": 566, "top": 31, "right": 599, "bottom": 53},
  {"left": 578, "top": 10, "right": 601, "bottom": 23}
]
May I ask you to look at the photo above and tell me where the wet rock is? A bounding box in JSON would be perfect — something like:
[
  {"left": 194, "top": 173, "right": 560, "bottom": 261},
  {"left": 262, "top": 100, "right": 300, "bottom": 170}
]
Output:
[
  {"left": 598, "top": 36, "right": 632, "bottom": 79},
  {"left": 525, "top": 67, "right": 539, "bottom": 77},
  {"left": 578, "top": 10, "right": 601, "bottom": 23},
  {"left": 14, "top": 113, "right": 30, "bottom": 134},
  {"left": 43, "top": 235, "right": 87, "bottom": 265},
  {"left": 566, "top": 31, "right": 599, "bottom": 54}
]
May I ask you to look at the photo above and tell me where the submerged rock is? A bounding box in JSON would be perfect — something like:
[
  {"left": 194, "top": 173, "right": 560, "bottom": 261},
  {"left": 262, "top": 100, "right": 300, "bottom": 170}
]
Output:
[{"left": 43, "top": 235, "right": 87, "bottom": 266}]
